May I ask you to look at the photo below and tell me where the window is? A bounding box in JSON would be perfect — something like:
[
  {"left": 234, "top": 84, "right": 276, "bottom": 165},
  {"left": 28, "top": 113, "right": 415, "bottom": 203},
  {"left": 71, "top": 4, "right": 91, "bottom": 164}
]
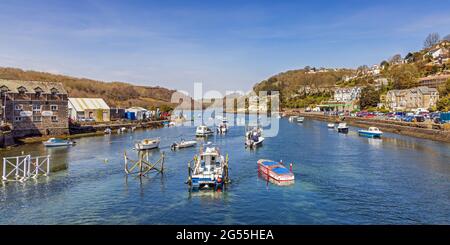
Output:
[
  {"left": 33, "top": 104, "right": 41, "bottom": 112},
  {"left": 51, "top": 116, "right": 58, "bottom": 122},
  {"left": 50, "top": 105, "right": 58, "bottom": 111},
  {"left": 33, "top": 116, "right": 42, "bottom": 122},
  {"left": 15, "top": 104, "right": 23, "bottom": 111},
  {"left": 14, "top": 116, "right": 22, "bottom": 122}
]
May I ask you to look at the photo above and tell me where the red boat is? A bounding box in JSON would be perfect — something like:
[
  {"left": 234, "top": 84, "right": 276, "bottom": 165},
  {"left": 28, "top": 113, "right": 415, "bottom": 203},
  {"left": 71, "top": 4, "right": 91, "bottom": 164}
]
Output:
[{"left": 257, "top": 159, "right": 295, "bottom": 185}]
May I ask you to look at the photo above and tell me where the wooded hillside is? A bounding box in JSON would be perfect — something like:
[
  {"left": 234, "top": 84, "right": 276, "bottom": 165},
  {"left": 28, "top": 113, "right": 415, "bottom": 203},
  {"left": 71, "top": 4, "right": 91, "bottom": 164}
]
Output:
[{"left": 0, "top": 67, "right": 176, "bottom": 110}]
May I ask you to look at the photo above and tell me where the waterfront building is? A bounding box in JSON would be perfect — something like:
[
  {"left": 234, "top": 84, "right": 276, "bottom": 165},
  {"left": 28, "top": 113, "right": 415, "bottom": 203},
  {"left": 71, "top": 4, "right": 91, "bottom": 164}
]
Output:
[
  {"left": 418, "top": 74, "right": 450, "bottom": 88},
  {"left": 110, "top": 108, "right": 126, "bottom": 120},
  {"left": 385, "top": 86, "right": 439, "bottom": 111},
  {"left": 333, "top": 87, "right": 362, "bottom": 102},
  {"left": 68, "top": 98, "right": 110, "bottom": 122},
  {"left": 0, "top": 79, "right": 69, "bottom": 137},
  {"left": 125, "top": 107, "right": 149, "bottom": 120}
]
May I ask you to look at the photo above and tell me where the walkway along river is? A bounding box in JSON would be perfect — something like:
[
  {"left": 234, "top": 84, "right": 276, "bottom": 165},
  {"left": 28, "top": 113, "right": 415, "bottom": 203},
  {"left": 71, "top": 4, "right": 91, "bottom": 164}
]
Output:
[{"left": 0, "top": 116, "right": 449, "bottom": 224}]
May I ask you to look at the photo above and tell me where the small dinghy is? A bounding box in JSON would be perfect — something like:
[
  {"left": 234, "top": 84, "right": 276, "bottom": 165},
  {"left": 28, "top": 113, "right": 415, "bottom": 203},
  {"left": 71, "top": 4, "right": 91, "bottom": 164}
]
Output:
[
  {"left": 104, "top": 128, "right": 112, "bottom": 134},
  {"left": 327, "top": 123, "right": 335, "bottom": 129},
  {"left": 245, "top": 127, "right": 264, "bottom": 149},
  {"left": 296, "top": 117, "right": 305, "bottom": 123},
  {"left": 43, "top": 138, "right": 75, "bottom": 147},
  {"left": 257, "top": 159, "right": 294, "bottom": 185},
  {"left": 171, "top": 139, "right": 197, "bottom": 150},
  {"left": 337, "top": 123, "right": 349, "bottom": 133},
  {"left": 135, "top": 138, "right": 160, "bottom": 151},
  {"left": 358, "top": 127, "right": 383, "bottom": 138}
]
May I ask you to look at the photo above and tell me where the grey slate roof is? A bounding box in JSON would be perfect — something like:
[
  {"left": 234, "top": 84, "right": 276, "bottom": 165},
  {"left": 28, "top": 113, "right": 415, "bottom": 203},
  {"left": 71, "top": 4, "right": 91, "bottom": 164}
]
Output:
[{"left": 0, "top": 79, "right": 67, "bottom": 94}]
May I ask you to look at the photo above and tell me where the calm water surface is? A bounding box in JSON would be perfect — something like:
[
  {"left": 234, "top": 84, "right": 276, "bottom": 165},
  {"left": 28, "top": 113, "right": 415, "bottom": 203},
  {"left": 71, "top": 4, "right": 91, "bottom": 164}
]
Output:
[{"left": 1, "top": 117, "right": 449, "bottom": 224}]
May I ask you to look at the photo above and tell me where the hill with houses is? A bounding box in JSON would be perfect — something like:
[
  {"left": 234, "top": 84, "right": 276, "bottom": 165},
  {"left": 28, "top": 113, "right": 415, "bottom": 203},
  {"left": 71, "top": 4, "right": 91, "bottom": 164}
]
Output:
[{"left": 252, "top": 34, "right": 450, "bottom": 112}]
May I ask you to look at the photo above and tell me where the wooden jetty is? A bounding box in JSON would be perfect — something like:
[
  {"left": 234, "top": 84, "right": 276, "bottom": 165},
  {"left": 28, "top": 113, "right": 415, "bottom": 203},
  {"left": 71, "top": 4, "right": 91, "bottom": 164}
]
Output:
[{"left": 124, "top": 150, "right": 165, "bottom": 177}]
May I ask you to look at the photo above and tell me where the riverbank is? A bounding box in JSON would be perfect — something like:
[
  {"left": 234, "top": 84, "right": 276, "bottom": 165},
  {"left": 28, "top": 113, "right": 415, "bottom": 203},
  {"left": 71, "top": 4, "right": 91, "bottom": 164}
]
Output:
[
  {"left": 8, "top": 120, "right": 168, "bottom": 147},
  {"left": 284, "top": 110, "right": 450, "bottom": 143}
]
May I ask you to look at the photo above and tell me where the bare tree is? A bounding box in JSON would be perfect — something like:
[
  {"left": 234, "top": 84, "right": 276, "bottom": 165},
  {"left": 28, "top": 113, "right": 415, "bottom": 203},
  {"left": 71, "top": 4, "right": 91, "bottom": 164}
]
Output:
[
  {"left": 424, "top": 33, "right": 441, "bottom": 48},
  {"left": 389, "top": 54, "right": 402, "bottom": 64}
]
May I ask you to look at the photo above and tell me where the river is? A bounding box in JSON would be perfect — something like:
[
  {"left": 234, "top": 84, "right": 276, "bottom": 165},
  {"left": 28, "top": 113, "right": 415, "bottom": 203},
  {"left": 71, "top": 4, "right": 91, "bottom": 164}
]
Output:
[{"left": 1, "top": 115, "right": 449, "bottom": 224}]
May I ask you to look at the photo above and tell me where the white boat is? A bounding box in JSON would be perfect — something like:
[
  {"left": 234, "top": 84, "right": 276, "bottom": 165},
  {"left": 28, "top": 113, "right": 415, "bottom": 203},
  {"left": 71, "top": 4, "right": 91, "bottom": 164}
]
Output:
[
  {"left": 288, "top": 116, "right": 298, "bottom": 122},
  {"left": 188, "top": 145, "right": 229, "bottom": 190},
  {"left": 196, "top": 125, "right": 213, "bottom": 137},
  {"left": 117, "top": 127, "right": 127, "bottom": 134},
  {"left": 296, "top": 117, "right": 305, "bottom": 123},
  {"left": 327, "top": 123, "right": 335, "bottom": 128},
  {"left": 134, "top": 138, "right": 160, "bottom": 150},
  {"left": 358, "top": 127, "right": 383, "bottom": 138},
  {"left": 171, "top": 140, "right": 197, "bottom": 150},
  {"left": 104, "top": 128, "right": 112, "bottom": 134},
  {"left": 245, "top": 127, "right": 264, "bottom": 148},
  {"left": 337, "top": 123, "right": 349, "bottom": 133},
  {"left": 216, "top": 119, "right": 229, "bottom": 134},
  {"left": 43, "top": 138, "right": 75, "bottom": 147}
]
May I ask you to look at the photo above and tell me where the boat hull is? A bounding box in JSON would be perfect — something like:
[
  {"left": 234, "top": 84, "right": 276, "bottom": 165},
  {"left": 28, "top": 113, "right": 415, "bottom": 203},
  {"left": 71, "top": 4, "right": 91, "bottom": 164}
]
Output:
[
  {"left": 338, "top": 127, "right": 349, "bottom": 134},
  {"left": 257, "top": 159, "right": 294, "bottom": 185},
  {"left": 174, "top": 141, "right": 197, "bottom": 149},
  {"left": 135, "top": 140, "right": 160, "bottom": 150},
  {"left": 358, "top": 131, "right": 382, "bottom": 138},
  {"left": 43, "top": 142, "right": 73, "bottom": 147}
]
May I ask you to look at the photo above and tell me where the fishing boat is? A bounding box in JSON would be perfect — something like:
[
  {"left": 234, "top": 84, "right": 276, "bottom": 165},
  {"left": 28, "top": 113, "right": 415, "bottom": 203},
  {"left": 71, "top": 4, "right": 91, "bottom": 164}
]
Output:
[
  {"left": 337, "top": 122, "right": 349, "bottom": 133},
  {"left": 296, "top": 117, "right": 305, "bottom": 123},
  {"left": 187, "top": 145, "right": 229, "bottom": 190},
  {"left": 358, "top": 127, "right": 383, "bottom": 138},
  {"left": 196, "top": 125, "right": 213, "bottom": 137},
  {"left": 288, "top": 116, "right": 298, "bottom": 122},
  {"left": 257, "top": 159, "right": 295, "bottom": 185},
  {"left": 171, "top": 139, "right": 197, "bottom": 150},
  {"left": 216, "top": 119, "right": 229, "bottom": 134},
  {"left": 43, "top": 138, "right": 75, "bottom": 147},
  {"left": 245, "top": 127, "right": 264, "bottom": 149},
  {"left": 134, "top": 138, "right": 160, "bottom": 150},
  {"left": 327, "top": 123, "right": 335, "bottom": 128}
]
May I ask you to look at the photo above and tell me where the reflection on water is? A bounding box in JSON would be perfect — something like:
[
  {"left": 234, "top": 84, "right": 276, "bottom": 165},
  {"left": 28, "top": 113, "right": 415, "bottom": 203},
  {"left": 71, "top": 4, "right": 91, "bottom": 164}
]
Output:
[{"left": 0, "top": 116, "right": 449, "bottom": 224}]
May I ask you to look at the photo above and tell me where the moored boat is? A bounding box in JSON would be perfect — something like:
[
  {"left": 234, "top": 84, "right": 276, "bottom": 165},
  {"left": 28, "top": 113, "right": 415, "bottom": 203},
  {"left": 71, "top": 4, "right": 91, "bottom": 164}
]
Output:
[
  {"left": 337, "top": 123, "right": 349, "bottom": 133},
  {"left": 171, "top": 139, "right": 197, "bottom": 150},
  {"left": 134, "top": 138, "right": 160, "bottom": 150},
  {"left": 257, "top": 159, "right": 294, "bottom": 185},
  {"left": 196, "top": 125, "right": 214, "bottom": 137},
  {"left": 296, "top": 117, "right": 305, "bottom": 123},
  {"left": 216, "top": 119, "right": 229, "bottom": 134},
  {"left": 104, "top": 128, "right": 112, "bottom": 134},
  {"left": 187, "top": 145, "right": 229, "bottom": 190},
  {"left": 327, "top": 123, "right": 335, "bottom": 128},
  {"left": 288, "top": 116, "right": 298, "bottom": 122},
  {"left": 245, "top": 127, "right": 264, "bottom": 149},
  {"left": 358, "top": 127, "right": 383, "bottom": 138},
  {"left": 43, "top": 138, "right": 75, "bottom": 147}
]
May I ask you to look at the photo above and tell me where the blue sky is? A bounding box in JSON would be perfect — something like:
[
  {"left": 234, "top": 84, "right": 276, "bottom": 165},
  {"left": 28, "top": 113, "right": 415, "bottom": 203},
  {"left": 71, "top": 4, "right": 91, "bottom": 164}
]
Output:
[{"left": 0, "top": 0, "right": 449, "bottom": 94}]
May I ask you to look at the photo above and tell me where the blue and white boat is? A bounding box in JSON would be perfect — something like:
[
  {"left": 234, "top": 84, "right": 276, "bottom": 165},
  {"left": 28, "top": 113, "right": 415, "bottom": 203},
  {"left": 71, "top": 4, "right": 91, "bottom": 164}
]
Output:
[
  {"left": 43, "top": 138, "right": 75, "bottom": 147},
  {"left": 358, "top": 127, "right": 383, "bottom": 138},
  {"left": 188, "top": 145, "right": 229, "bottom": 190}
]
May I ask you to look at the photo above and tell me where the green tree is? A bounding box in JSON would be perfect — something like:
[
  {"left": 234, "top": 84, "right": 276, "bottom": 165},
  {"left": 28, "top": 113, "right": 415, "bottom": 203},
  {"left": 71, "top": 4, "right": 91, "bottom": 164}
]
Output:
[
  {"left": 387, "top": 64, "right": 420, "bottom": 89},
  {"left": 359, "top": 87, "right": 380, "bottom": 109}
]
